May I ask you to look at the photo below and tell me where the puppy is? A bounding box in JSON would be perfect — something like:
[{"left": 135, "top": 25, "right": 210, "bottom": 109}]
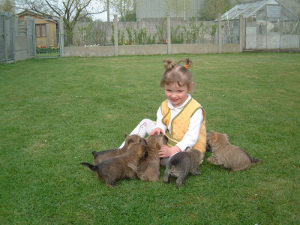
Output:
[
  {"left": 81, "top": 138, "right": 148, "bottom": 186},
  {"left": 135, "top": 133, "right": 168, "bottom": 182},
  {"left": 206, "top": 131, "right": 261, "bottom": 173},
  {"left": 92, "top": 134, "right": 143, "bottom": 165},
  {"left": 163, "top": 148, "right": 204, "bottom": 186}
]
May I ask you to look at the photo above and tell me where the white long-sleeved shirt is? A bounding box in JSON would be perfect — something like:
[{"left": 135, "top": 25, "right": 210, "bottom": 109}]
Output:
[{"left": 155, "top": 94, "right": 203, "bottom": 151}]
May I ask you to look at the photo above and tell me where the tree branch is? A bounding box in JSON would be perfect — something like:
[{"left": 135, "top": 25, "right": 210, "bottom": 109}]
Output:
[{"left": 45, "top": 0, "right": 61, "bottom": 16}]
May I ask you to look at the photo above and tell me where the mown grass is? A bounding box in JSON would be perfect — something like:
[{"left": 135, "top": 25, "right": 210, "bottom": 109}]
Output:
[{"left": 0, "top": 53, "right": 299, "bottom": 225}]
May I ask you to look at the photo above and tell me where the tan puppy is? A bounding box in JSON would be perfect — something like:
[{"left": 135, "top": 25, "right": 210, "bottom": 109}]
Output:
[
  {"left": 92, "top": 134, "right": 143, "bottom": 165},
  {"left": 163, "top": 148, "right": 204, "bottom": 186},
  {"left": 206, "top": 131, "right": 261, "bottom": 173},
  {"left": 81, "top": 138, "right": 148, "bottom": 186},
  {"left": 135, "top": 134, "right": 168, "bottom": 182}
]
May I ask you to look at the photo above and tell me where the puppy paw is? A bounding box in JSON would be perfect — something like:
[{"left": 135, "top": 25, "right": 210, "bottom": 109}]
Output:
[
  {"left": 176, "top": 180, "right": 184, "bottom": 187},
  {"left": 163, "top": 176, "right": 170, "bottom": 183},
  {"left": 191, "top": 170, "right": 200, "bottom": 175}
]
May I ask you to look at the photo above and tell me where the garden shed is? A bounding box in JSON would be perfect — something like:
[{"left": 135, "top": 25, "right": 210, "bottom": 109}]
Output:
[
  {"left": 18, "top": 10, "right": 58, "bottom": 49},
  {"left": 220, "top": 0, "right": 300, "bottom": 49}
]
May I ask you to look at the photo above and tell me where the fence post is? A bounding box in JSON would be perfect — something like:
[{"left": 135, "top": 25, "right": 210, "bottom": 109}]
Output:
[
  {"left": 3, "top": 12, "right": 8, "bottom": 61},
  {"left": 60, "top": 17, "right": 64, "bottom": 56},
  {"left": 25, "top": 16, "right": 30, "bottom": 57},
  {"left": 32, "top": 18, "right": 36, "bottom": 57},
  {"left": 114, "top": 14, "right": 118, "bottom": 56},
  {"left": 218, "top": 15, "right": 222, "bottom": 53},
  {"left": 167, "top": 15, "right": 171, "bottom": 54},
  {"left": 239, "top": 15, "right": 245, "bottom": 52},
  {"left": 11, "top": 15, "right": 15, "bottom": 62},
  {"left": 12, "top": 15, "right": 18, "bottom": 62},
  {"left": 25, "top": 16, "right": 34, "bottom": 57}
]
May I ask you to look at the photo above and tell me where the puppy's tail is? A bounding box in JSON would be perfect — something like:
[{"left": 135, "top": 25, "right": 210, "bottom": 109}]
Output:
[
  {"left": 250, "top": 157, "right": 262, "bottom": 164},
  {"left": 243, "top": 150, "right": 262, "bottom": 164},
  {"left": 81, "top": 162, "right": 98, "bottom": 171}
]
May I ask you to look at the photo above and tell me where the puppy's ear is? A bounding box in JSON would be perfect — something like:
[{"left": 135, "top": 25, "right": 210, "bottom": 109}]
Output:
[
  {"left": 212, "top": 132, "right": 218, "bottom": 141},
  {"left": 139, "top": 138, "right": 147, "bottom": 145},
  {"left": 156, "top": 143, "right": 160, "bottom": 149},
  {"left": 127, "top": 138, "right": 134, "bottom": 145},
  {"left": 125, "top": 133, "right": 128, "bottom": 138}
]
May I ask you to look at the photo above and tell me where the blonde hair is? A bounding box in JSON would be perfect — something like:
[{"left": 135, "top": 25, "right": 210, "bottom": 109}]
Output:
[{"left": 160, "top": 58, "right": 193, "bottom": 90}]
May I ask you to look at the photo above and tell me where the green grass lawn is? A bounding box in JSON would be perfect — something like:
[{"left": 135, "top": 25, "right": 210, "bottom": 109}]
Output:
[{"left": 0, "top": 53, "right": 299, "bottom": 224}]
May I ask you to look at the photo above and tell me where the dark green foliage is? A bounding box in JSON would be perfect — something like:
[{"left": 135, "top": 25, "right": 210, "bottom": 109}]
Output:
[
  {"left": 200, "top": 0, "right": 232, "bottom": 20},
  {"left": 120, "top": 11, "right": 136, "bottom": 22}
]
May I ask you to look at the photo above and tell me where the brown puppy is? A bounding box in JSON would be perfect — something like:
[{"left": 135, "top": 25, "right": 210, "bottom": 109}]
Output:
[
  {"left": 134, "top": 134, "right": 168, "bottom": 182},
  {"left": 163, "top": 148, "right": 204, "bottom": 186},
  {"left": 81, "top": 138, "right": 148, "bottom": 186},
  {"left": 206, "top": 131, "right": 261, "bottom": 173},
  {"left": 92, "top": 134, "right": 143, "bottom": 165}
]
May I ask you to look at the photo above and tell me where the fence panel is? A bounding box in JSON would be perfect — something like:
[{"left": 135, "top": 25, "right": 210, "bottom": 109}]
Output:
[
  {"left": 0, "top": 11, "right": 14, "bottom": 63},
  {"left": 222, "top": 19, "right": 240, "bottom": 44},
  {"left": 71, "top": 19, "right": 218, "bottom": 47},
  {"left": 64, "top": 16, "right": 242, "bottom": 57}
]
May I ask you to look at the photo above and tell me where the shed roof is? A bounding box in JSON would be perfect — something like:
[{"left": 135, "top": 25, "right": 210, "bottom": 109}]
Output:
[
  {"left": 17, "top": 9, "right": 57, "bottom": 23},
  {"left": 221, "top": 0, "right": 279, "bottom": 20}
]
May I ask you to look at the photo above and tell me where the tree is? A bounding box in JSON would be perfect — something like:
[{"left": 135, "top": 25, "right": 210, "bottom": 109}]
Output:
[
  {"left": 0, "top": 0, "right": 14, "bottom": 13},
  {"left": 110, "top": 0, "right": 136, "bottom": 22},
  {"left": 199, "top": 0, "right": 231, "bottom": 20},
  {"left": 16, "top": 0, "right": 106, "bottom": 45}
]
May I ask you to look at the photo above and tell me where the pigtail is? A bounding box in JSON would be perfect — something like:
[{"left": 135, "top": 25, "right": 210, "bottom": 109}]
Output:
[
  {"left": 177, "top": 58, "right": 192, "bottom": 69},
  {"left": 185, "top": 58, "right": 193, "bottom": 68},
  {"left": 163, "top": 59, "right": 175, "bottom": 71}
]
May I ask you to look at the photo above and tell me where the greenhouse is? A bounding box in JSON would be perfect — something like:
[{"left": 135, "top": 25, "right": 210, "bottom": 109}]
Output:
[{"left": 220, "top": 0, "right": 300, "bottom": 49}]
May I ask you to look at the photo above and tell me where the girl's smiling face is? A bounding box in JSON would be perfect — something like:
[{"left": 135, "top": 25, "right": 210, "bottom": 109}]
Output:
[{"left": 164, "top": 83, "right": 190, "bottom": 107}]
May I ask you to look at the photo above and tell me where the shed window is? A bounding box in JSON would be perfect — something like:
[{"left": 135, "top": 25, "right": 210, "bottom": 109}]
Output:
[{"left": 35, "top": 24, "right": 46, "bottom": 37}]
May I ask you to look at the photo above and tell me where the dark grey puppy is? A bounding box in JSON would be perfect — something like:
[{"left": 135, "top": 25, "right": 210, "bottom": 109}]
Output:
[{"left": 163, "top": 148, "right": 204, "bottom": 186}]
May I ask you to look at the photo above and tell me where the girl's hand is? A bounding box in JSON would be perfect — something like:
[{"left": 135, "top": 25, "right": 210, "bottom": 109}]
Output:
[
  {"left": 150, "top": 128, "right": 165, "bottom": 136},
  {"left": 158, "top": 145, "right": 181, "bottom": 158}
]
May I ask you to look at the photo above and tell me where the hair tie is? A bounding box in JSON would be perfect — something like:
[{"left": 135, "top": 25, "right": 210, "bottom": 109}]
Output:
[{"left": 184, "top": 64, "right": 189, "bottom": 69}]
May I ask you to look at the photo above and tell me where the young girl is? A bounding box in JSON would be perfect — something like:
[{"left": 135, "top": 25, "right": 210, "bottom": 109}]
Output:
[{"left": 120, "top": 58, "right": 206, "bottom": 162}]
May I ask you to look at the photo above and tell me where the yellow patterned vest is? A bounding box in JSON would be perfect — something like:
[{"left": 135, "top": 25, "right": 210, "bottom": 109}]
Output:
[{"left": 161, "top": 98, "right": 206, "bottom": 152}]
